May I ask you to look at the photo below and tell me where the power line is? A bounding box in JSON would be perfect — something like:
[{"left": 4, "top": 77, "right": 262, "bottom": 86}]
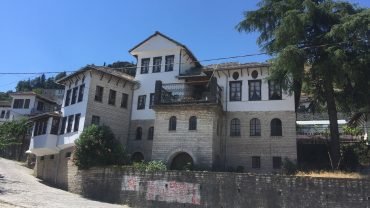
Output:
[{"left": 0, "top": 39, "right": 364, "bottom": 75}]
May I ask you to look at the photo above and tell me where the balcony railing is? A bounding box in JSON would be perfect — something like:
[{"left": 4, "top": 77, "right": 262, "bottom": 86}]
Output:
[{"left": 154, "top": 78, "right": 222, "bottom": 106}]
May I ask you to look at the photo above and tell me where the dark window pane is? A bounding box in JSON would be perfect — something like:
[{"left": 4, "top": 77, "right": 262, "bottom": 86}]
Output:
[
  {"left": 13, "top": 99, "right": 24, "bottom": 109},
  {"left": 271, "top": 118, "right": 282, "bottom": 136},
  {"left": 273, "top": 157, "right": 282, "bottom": 169},
  {"left": 230, "top": 118, "right": 240, "bottom": 136},
  {"left": 121, "top": 93, "right": 128, "bottom": 108},
  {"left": 71, "top": 87, "right": 78, "bottom": 104},
  {"left": 91, "top": 115, "right": 100, "bottom": 125},
  {"left": 60, "top": 117, "right": 67, "bottom": 134},
  {"left": 74, "top": 114, "right": 81, "bottom": 132},
  {"left": 66, "top": 115, "right": 74, "bottom": 133},
  {"left": 24, "top": 99, "right": 30, "bottom": 109},
  {"left": 141, "top": 58, "right": 150, "bottom": 74},
  {"left": 252, "top": 156, "right": 261, "bottom": 169},
  {"left": 136, "top": 127, "right": 142, "bottom": 140},
  {"left": 229, "top": 81, "right": 242, "bottom": 101},
  {"left": 78, "top": 84, "right": 85, "bottom": 102},
  {"left": 50, "top": 117, "right": 60, "bottom": 135},
  {"left": 95, "top": 86, "right": 104, "bottom": 102},
  {"left": 269, "top": 80, "right": 282, "bottom": 100},
  {"left": 65, "top": 90, "right": 71, "bottom": 106},
  {"left": 165, "top": 55, "right": 174, "bottom": 72},
  {"left": 153, "top": 57, "right": 162, "bottom": 73},
  {"left": 169, "top": 116, "right": 176, "bottom": 131},
  {"left": 149, "top": 93, "right": 155, "bottom": 109},
  {"left": 250, "top": 118, "right": 261, "bottom": 136},
  {"left": 137, "top": 95, "right": 146, "bottom": 110},
  {"left": 189, "top": 116, "right": 197, "bottom": 130},
  {"left": 148, "top": 127, "right": 154, "bottom": 140},
  {"left": 36, "top": 102, "right": 44, "bottom": 111},
  {"left": 249, "top": 80, "right": 261, "bottom": 101},
  {"left": 108, "top": 90, "right": 116, "bottom": 105}
]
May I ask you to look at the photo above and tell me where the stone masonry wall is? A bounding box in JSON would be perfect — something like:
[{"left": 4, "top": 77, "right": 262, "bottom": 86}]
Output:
[
  {"left": 151, "top": 104, "right": 222, "bottom": 169},
  {"left": 224, "top": 111, "right": 297, "bottom": 173},
  {"left": 127, "top": 119, "right": 154, "bottom": 161},
  {"left": 64, "top": 165, "right": 370, "bottom": 208}
]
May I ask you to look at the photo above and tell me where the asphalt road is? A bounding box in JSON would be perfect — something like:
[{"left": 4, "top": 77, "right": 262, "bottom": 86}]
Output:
[{"left": 0, "top": 158, "right": 129, "bottom": 208}]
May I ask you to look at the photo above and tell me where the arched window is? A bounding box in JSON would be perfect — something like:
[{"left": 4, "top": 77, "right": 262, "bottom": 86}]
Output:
[
  {"left": 250, "top": 118, "right": 261, "bottom": 136},
  {"left": 169, "top": 116, "right": 176, "bottom": 131},
  {"left": 189, "top": 116, "right": 197, "bottom": 130},
  {"left": 148, "top": 127, "right": 154, "bottom": 140},
  {"left": 271, "top": 118, "right": 282, "bottom": 136},
  {"left": 135, "top": 127, "right": 142, "bottom": 140},
  {"left": 230, "top": 118, "right": 241, "bottom": 136}
]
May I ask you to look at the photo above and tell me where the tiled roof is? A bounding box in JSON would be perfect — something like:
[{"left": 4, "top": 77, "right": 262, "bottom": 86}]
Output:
[
  {"left": 203, "top": 62, "right": 270, "bottom": 71},
  {"left": 10, "top": 92, "right": 57, "bottom": 104}
]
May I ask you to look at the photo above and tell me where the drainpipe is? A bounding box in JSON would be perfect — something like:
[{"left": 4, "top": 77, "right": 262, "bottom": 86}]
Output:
[{"left": 221, "top": 70, "right": 228, "bottom": 171}]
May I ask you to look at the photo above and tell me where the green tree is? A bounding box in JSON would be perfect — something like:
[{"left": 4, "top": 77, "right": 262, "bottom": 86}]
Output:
[
  {"left": 0, "top": 119, "right": 30, "bottom": 161},
  {"left": 73, "top": 125, "right": 127, "bottom": 169},
  {"left": 237, "top": 0, "right": 369, "bottom": 169}
]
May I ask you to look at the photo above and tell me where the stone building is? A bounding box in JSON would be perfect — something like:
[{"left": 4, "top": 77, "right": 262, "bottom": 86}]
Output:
[{"left": 28, "top": 31, "right": 297, "bottom": 176}]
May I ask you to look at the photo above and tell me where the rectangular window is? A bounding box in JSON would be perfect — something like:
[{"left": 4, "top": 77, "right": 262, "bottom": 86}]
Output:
[
  {"left": 24, "top": 99, "right": 30, "bottom": 109},
  {"left": 149, "top": 93, "right": 155, "bottom": 109},
  {"left": 91, "top": 115, "right": 100, "bottom": 125},
  {"left": 249, "top": 80, "right": 261, "bottom": 101},
  {"left": 0, "top": 110, "right": 4, "bottom": 118},
  {"left": 108, "top": 89, "right": 116, "bottom": 105},
  {"left": 40, "top": 156, "right": 44, "bottom": 161},
  {"left": 66, "top": 115, "right": 74, "bottom": 133},
  {"left": 13, "top": 99, "right": 24, "bottom": 109},
  {"left": 229, "top": 81, "right": 242, "bottom": 101},
  {"left": 74, "top": 114, "right": 81, "bottom": 132},
  {"left": 273, "top": 156, "right": 282, "bottom": 169},
  {"left": 165, "top": 55, "right": 174, "bottom": 72},
  {"left": 65, "top": 89, "right": 71, "bottom": 106},
  {"left": 121, "top": 93, "right": 128, "bottom": 108},
  {"left": 269, "top": 80, "right": 282, "bottom": 100},
  {"left": 137, "top": 95, "right": 146, "bottom": 110},
  {"left": 36, "top": 102, "right": 44, "bottom": 111},
  {"left": 252, "top": 156, "right": 261, "bottom": 169},
  {"left": 5, "top": 110, "right": 10, "bottom": 119},
  {"left": 152, "top": 57, "right": 162, "bottom": 73},
  {"left": 78, "top": 84, "right": 85, "bottom": 102},
  {"left": 33, "top": 119, "right": 48, "bottom": 136},
  {"left": 50, "top": 155, "right": 54, "bottom": 160},
  {"left": 60, "top": 117, "right": 67, "bottom": 134},
  {"left": 50, "top": 118, "right": 60, "bottom": 135},
  {"left": 141, "top": 58, "right": 150, "bottom": 74},
  {"left": 95, "top": 86, "right": 104, "bottom": 102},
  {"left": 71, "top": 87, "right": 78, "bottom": 105}
]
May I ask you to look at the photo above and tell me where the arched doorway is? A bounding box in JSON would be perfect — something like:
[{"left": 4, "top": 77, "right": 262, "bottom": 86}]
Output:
[
  {"left": 170, "top": 152, "right": 194, "bottom": 170},
  {"left": 131, "top": 152, "right": 144, "bottom": 163}
]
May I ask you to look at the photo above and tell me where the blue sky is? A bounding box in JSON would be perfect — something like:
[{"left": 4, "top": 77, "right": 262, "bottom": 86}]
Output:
[{"left": 0, "top": 0, "right": 369, "bottom": 92}]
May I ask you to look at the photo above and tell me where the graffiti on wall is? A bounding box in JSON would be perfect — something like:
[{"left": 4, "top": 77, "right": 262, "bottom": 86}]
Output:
[
  {"left": 146, "top": 180, "right": 201, "bottom": 205},
  {"left": 121, "top": 176, "right": 140, "bottom": 191}
]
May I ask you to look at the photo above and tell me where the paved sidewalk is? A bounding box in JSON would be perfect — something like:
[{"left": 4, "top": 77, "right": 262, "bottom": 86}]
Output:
[{"left": 0, "top": 158, "right": 129, "bottom": 208}]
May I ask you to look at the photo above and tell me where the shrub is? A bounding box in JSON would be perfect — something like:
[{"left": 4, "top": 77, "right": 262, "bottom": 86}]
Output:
[
  {"left": 73, "top": 125, "right": 127, "bottom": 169},
  {"left": 133, "top": 160, "right": 167, "bottom": 172}
]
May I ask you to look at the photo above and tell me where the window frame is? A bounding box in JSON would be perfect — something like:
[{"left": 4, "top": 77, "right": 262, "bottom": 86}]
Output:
[
  {"left": 273, "top": 156, "right": 282, "bottom": 169},
  {"left": 24, "top": 99, "right": 30, "bottom": 109},
  {"left": 50, "top": 117, "right": 60, "bottom": 135},
  {"left": 141, "top": 58, "right": 150, "bottom": 74},
  {"left": 60, "top": 117, "right": 67, "bottom": 134},
  {"left": 152, "top": 57, "right": 162, "bottom": 73},
  {"left": 268, "top": 80, "right": 282, "bottom": 100},
  {"left": 135, "top": 127, "right": 142, "bottom": 140},
  {"left": 121, "top": 93, "right": 128, "bottom": 108},
  {"left": 149, "top": 93, "right": 155, "bottom": 109},
  {"left": 108, "top": 89, "right": 117, "bottom": 106},
  {"left": 74, "top": 114, "right": 81, "bottom": 132},
  {"left": 248, "top": 80, "right": 262, "bottom": 101},
  {"left": 169, "top": 116, "right": 177, "bottom": 131},
  {"left": 65, "top": 89, "right": 71, "bottom": 106},
  {"left": 252, "top": 156, "right": 261, "bottom": 169},
  {"left": 91, "top": 115, "right": 100, "bottom": 126},
  {"left": 271, "top": 118, "right": 282, "bottom": 136},
  {"left": 66, "top": 115, "right": 74, "bottom": 133},
  {"left": 230, "top": 118, "right": 241, "bottom": 136},
  {"left": 78, "top": 84, "right": 85, "bottom": 102},
  {"left": 13, "top": 99, "right": 24, "bottom": 109},
  {"left": 189, "top": 116, "right": 197, "bottom": 130},
  {"left": 229, "top": 81, "right": 242, "bottom": 101},
  {"left": 250, "top": 118, "right": 261, "bottom": 136},
  {"left": 165, "top": 55, "right": 174, "bottom": 72},
  {"left": 147, "top": 126, "right": 154, "bottom": 140},
  {"left": 94, "top": 86, "right": 104, "bottom": 102},
  {"left": 137, "top": 95, "right": 146, "bottom": 110}
]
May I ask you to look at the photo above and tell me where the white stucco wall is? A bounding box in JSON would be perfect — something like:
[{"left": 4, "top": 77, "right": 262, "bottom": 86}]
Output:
[{"left": 216, "top": 67, "right": 295, "bottom": 112}]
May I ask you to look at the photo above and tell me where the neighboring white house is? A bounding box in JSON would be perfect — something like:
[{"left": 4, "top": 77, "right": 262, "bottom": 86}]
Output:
[{"left": 0, "top": 100, "right": 11, "bottom": 124}]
